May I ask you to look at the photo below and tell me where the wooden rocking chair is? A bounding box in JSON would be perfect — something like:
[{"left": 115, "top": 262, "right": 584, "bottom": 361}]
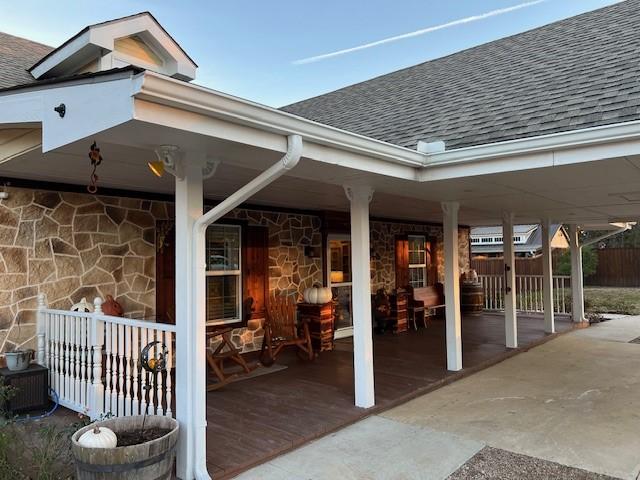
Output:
[
  {"left": 260, "top": 295, "right": 314, "bottom": 367},
  {"left": 206, "top": 327, "right": 254, "bottom": 391}
]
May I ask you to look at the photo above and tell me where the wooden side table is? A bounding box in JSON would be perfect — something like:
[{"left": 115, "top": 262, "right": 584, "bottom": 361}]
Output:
[
  {"left": 0, "top": 364, "right": 49, "bottom": 413},
  {"left": 297, "top": 302, "right": 335, "bottom": 353}
]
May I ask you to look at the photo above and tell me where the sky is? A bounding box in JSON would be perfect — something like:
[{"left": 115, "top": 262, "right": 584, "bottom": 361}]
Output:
[{"left": 0, "top": 0, "right": 624, "bottom": 107}]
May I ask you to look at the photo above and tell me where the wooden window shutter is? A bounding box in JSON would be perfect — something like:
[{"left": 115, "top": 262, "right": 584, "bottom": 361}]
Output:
[
  {"left": 426, "top": 238, "right": 437, "bottom": 286},
  {"left": 395, "top": 234, "right": 409, "bottom": 289},
  {"left": 243, "top": 225, "right": 269, "bottom": 323}
]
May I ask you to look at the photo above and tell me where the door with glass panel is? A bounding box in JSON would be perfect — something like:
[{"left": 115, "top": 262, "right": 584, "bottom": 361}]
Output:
[
  {"left": 327, "top": 235, "right": 353, "bottom": 338},
  {"left": 206, "top": 224, "right": 242, "bottom": 325}
]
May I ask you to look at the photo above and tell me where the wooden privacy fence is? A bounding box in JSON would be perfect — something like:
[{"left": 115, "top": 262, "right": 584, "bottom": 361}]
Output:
[
  {"left": 478, "top": 274, "right": 571, "bottom": 314},
  {"left": 36, "top": 295, "right": 175, "bottom": 420},
  {"left": 586, "top": 248, "right": 640, "bottom": 287},
  {"left": 471, "top": 254, "right": 562, "bottom": 276}
]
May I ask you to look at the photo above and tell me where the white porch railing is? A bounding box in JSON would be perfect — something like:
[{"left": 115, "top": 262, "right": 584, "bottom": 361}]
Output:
[
  {"left": 36, "top": 295, "right": 175, "bottom": 420},
  {"left": 478, "top": 274, "right": 571, "bottom": 314}
]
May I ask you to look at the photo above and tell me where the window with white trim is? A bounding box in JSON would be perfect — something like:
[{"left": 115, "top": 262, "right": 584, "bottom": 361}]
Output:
[
  {"left": 205, "top": 224, "right": 241, "bottom": 325},
  {"left": 408, "top": 235, "right": 427, "bottom": 288}
]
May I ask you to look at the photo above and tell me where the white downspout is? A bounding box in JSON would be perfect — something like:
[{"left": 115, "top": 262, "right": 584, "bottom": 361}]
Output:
[{"left": 191, "top": 134, "right": 302, "bottom": 480}]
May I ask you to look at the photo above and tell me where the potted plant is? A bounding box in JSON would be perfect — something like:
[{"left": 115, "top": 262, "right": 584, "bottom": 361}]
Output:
[
  {"left": 71, "top": 340, "right": 178, "bottom": 479},
  {"left": 71, "top": 415, "right": 178, "bottom": 479},
  {"left": 4, "top": 316, "right": 34, "bottom": 371}
]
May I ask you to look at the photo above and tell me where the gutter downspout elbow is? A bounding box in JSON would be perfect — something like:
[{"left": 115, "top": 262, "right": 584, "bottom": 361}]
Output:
[{"left": 194, "top": 134, "right": 302, "bottom": 233}]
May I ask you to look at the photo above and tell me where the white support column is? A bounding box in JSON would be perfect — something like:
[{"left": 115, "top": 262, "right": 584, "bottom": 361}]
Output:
[
  {"left": 174, "top": 151, "right": 205, "bottom": 480},
  {"left": 502, "top": 212, "right": 518, "bottom": 348},
  {"left": 345, "top": 185, "right": 375, "bottom": 408},
  {"left": 541, "top": 218, "right": 555, "bottom": 333},
  {"left": 569, "top": 224, "right": 585, "bottom": 323},
  {"left": 441, "top": 201, "right": 462, "bottom": 371}
]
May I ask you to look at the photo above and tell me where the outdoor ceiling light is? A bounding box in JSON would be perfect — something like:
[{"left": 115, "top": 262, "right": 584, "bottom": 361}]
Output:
[
  {"left": 147, "top": 160, "right": 165, "bottom": 177},
  {"left": 150, "top": 145, "right": 182, "bottom": 179}
]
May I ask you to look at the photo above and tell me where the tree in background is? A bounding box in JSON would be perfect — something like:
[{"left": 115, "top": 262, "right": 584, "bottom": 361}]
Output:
[
  {"left": 555, "top": 244, "right": 598, "bottom": 277},
  {"left": 582, "top": 224, "right": 640, "bottom": 248}
]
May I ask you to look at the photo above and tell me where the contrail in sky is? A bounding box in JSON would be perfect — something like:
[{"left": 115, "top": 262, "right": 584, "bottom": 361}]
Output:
[{"left": 293, "top": 0, "right": 547, "bottom": 65}]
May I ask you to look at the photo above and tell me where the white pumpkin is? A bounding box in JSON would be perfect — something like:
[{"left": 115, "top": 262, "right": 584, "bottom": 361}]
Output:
[
  {"left": 303, "top": 287, "right": 332, "bottom": 304},
  {"left": 78, "top": 426, "right": 118, "bottom": 449}
]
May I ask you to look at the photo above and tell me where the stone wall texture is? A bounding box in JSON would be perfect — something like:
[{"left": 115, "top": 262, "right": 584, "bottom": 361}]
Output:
[
  {"left": 0, "top": 185, "right": 470, "bottom": 355},
  {"left": 370, "top": 220, "right": 471, "bottom": 291},
  {"left": 0, "top": 187, "right": 170, "bottom": 354}
]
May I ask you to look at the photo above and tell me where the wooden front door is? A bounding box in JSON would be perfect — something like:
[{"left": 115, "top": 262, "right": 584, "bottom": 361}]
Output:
[{"left": 156, "top": 220, "right": 175, "bottom": 324}]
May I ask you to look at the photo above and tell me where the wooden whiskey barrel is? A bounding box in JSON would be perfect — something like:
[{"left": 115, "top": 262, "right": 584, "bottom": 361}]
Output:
[
  {"left": 461, "top": 282, "right": 484, "bottom": 315},
  {"left": 71, "top": 415, "right": 179, "bottom": 479}
]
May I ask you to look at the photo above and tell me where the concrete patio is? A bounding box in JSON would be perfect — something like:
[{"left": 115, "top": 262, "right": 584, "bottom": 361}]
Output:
[{"left": 237, "top": 316, "right": 640, "bottom": 480}]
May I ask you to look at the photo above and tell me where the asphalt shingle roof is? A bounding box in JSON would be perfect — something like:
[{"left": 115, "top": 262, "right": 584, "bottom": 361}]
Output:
[
  {"left": 0, "top": 32, "right": 52, "bottom": 89},
  {"left": 282, "top": 0, "right": 640, "bottom": 150}
]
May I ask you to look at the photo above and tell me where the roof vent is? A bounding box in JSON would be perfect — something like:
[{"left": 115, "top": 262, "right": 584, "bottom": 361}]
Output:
[{"left": 417, "top": 140, "right": 446, "bottom": 154}]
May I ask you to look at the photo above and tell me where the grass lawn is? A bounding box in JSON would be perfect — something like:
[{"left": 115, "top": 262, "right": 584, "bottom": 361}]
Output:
[{"left": 584, "top": 287, "right": 640, "bottom": 315}]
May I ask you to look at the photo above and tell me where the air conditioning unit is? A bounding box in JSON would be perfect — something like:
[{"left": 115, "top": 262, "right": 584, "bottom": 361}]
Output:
[{"left": 0, "top": 364, "right": 49, "bottom": 414}]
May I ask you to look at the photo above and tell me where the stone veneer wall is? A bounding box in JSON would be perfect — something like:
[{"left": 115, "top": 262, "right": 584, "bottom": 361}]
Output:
[
  {"left": 370, "top": 220, "right": 471, "bottom": 291},
  {"left": 0, "top": 184, "right": 470, "bottom": 355},
  {"left": 0, "top": 187, "right": 170, "bottom": 354},
  {"left": 219, "top": 209, "right": 324, "bottom": 352}
]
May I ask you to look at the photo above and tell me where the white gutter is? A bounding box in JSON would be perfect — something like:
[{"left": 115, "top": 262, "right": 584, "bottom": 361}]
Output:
[
  {"left": 420, "top": 120, "right": 640, "bottom": 169},
  {"left": 191, "top": 134, "right": 302, "bottom": 480},
  {"left": 135, "top": 71, "right": 426, "bottom": 168},
  {"left": 582, "top": 222, "right": 633, "bottom": 248}
]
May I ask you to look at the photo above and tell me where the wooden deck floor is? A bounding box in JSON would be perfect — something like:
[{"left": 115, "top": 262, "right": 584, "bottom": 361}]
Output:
[{"left": 205, "top": 313, "right": 575, "bottom": 479}]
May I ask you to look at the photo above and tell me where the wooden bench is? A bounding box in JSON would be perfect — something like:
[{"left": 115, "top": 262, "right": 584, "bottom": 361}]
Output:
[{"left": 406, "top": 283, "right": 445, "bottom": 329}]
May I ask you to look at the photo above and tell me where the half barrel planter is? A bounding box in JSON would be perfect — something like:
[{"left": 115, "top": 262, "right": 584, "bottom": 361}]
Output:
[{"left": 71, "top": 415, "right": 179, "bottom": 480}]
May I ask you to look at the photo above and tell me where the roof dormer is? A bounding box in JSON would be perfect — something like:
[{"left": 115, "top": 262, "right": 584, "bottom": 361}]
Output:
[{"left": 29, "top": 12, "right": 197, "bottom": 81}]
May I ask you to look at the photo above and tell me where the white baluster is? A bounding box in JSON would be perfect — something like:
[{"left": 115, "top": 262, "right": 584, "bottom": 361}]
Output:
[
  {"left": 78, "top": 315, "right": 88, "bottom": 407},
  {"left": 124, "top": 325, "right": 132, "bottom": 416},
  {"left": 156, "top": 330, "right": 165, "bottom": 415},
  {"left": 131, "top": 327, "right": 140, "bottom": 415},
  {"left": 140, "top": 328, "right": 149, "bottom": 414},
  {"left": 165, "top": 331, "right": 173, "bottom": 417},
  {"left": 110, "top": 321, "right": 118, "bottom": 414},
  {"left": 104, "top": 322, "right": 112, "bottom": 415},
  {"left": 69, "top": 315, "right": 76, "bottom": 407},
  {"left": 117, "top": 323, "right": 125, "bottom": 416}
]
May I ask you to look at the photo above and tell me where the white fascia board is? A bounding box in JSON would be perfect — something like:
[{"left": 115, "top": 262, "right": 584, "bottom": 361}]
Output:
[
  {"left": 133, "top": 98, "right": 415, "bottom": 180},
  {"left": 30, "top": 31, "right": 91, "bottom": 79},
  {"left": 133, "top": 72, "right": 424, "bottom": 171},
  {"left": 419, "top": 120, "right": 640, "bottom": 181},
  {"left": 0, "top": 72, "right": 137, "bottom": 152}
]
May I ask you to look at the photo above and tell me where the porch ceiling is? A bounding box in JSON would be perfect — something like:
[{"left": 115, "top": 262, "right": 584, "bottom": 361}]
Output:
[{"left": 1, "top": 120, "right": 639, "bottom": 227}]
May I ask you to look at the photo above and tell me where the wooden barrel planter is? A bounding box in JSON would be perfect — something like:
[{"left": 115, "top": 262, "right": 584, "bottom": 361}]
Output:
[
  {"left": 71, "top": 415, "right": 178, "bottom": 480},
  {"left": 461, "top": 282, "right": 484, "bottom": 315}
]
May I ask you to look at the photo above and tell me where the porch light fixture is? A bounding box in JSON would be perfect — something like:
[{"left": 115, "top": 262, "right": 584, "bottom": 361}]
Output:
[{"left": 150, "top": 145, "right": 182, "bottom": 179}]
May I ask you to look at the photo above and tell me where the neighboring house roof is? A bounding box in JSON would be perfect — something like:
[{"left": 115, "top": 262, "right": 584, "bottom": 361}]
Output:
[
  {"left": 471, "top": 224, "right": 567, "bottom": 254},
  {"left": 472, "top": 225, "right": 537, "bottom": 237},
  {"left": 0, "top": 32, "right": 52, "bottom": 89},
  {"left": 282, "top": 0, "right": 640, "bottom": 150}
]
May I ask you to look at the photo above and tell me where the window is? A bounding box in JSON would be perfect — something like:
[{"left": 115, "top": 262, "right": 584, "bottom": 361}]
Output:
[
  {"left": 206, "top": 224, "right": 241, "bottom": 325},
  {"left": 408, "top": 235, "right": 427, "bottom": 288},
  {"left": 471, "top": 238, "right": 480, "bottom": 244}
]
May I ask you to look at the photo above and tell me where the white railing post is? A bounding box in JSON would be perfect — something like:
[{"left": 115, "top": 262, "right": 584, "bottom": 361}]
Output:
[
  {"left": 36, "top": 293, "right": 47, "bottom": 366},
  {"left": 89, "top": 297, "right": 105, "bottom": 420}
]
